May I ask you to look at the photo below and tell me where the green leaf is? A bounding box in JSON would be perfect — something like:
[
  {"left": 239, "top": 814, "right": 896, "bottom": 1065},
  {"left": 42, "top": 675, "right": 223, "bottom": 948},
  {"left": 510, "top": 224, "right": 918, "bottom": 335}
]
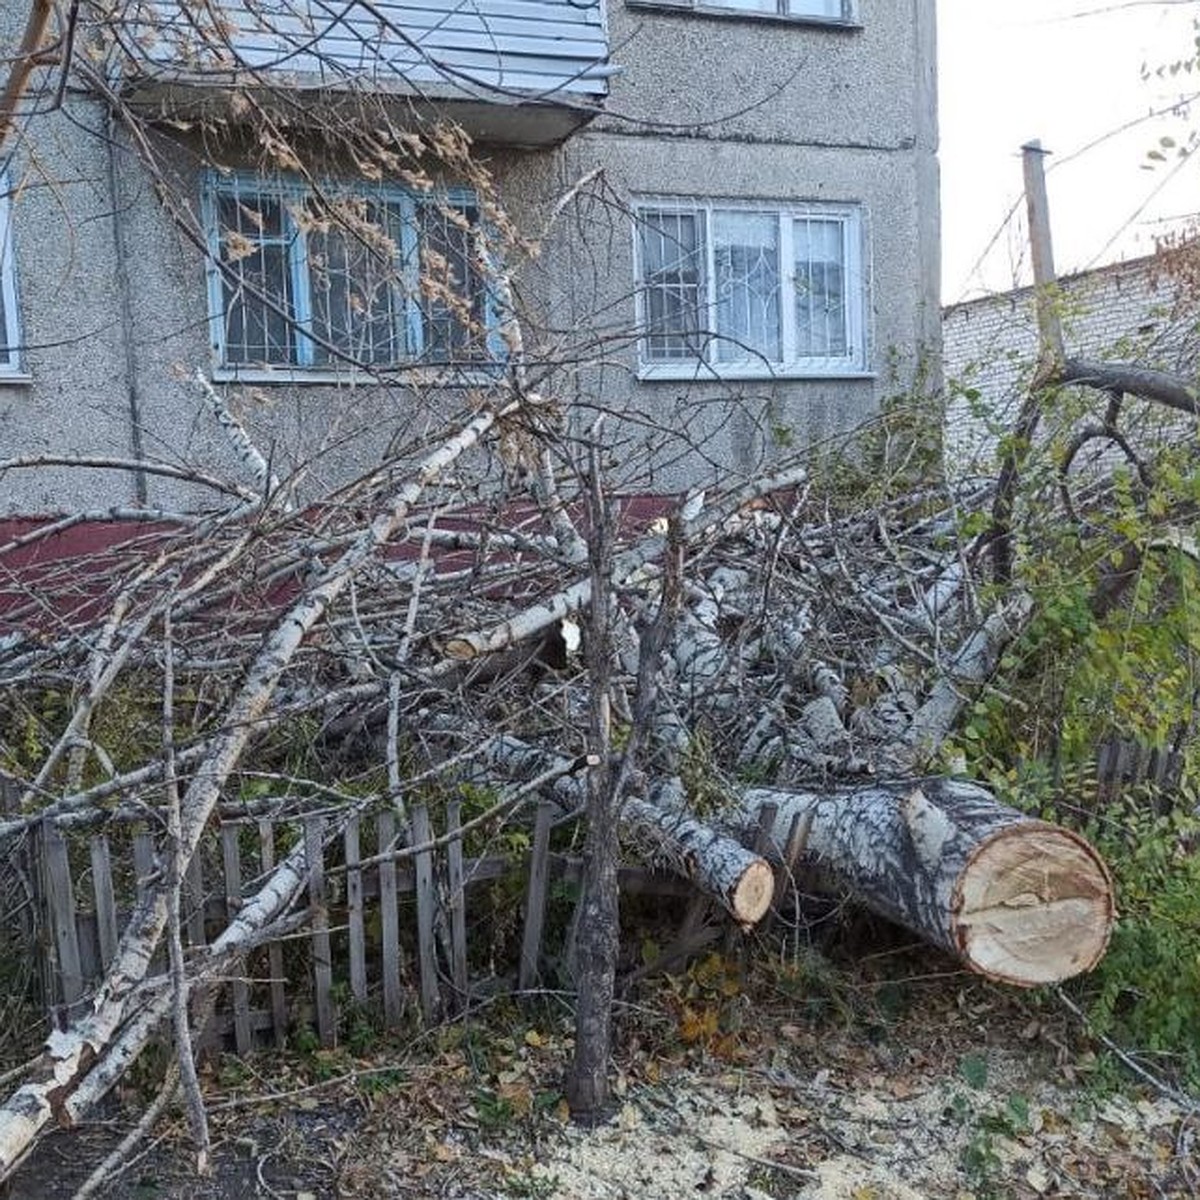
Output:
[{"left": 958, "top": 1053, "right": 988, "bottom": 1090}]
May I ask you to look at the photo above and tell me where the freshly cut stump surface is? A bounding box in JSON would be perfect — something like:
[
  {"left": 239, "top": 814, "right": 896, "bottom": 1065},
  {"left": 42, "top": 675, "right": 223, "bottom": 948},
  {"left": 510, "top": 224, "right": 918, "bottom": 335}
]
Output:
[{"left": 956, "top": 824, "right": 1113, "bottom": 985}]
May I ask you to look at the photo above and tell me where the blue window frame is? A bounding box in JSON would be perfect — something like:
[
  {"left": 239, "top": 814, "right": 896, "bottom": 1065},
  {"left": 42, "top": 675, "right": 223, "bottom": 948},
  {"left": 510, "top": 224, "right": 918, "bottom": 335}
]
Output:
[
  {"left": 202, "top": 174, "right": 498, "bottom": 373},
  {"left": 0, "top": 178, "right": 23, "bottom": 377}
]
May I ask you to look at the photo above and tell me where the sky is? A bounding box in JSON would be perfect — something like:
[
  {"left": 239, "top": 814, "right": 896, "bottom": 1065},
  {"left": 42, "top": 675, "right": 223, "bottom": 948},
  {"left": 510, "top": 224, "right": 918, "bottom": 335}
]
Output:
[{"left": 938, "top": 0, "right": 1200, "bottom": 303}]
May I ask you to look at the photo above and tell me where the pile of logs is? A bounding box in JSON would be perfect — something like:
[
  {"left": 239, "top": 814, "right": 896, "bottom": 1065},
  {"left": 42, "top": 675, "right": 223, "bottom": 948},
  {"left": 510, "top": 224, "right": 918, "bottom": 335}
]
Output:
[{"left": 0, "top": 393, "right": 1123, "bottom": 1177}]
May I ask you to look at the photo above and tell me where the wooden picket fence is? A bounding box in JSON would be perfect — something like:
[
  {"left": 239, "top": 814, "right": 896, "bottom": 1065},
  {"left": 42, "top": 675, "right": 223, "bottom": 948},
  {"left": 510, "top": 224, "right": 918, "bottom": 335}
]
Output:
[
  {"left": 1093, "top": 737, "right": 1186, "bottom": 804},
  {"left": 18, "top": 797, "right": 699, "bottom": 1054},
  {"left": 3, "top": 734, "right": 1189, "bottom": 1056}
]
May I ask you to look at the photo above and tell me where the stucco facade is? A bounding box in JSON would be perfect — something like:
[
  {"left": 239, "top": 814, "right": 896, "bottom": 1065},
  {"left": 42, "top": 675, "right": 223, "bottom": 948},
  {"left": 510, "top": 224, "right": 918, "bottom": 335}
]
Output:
[{"left": 0, "top": 0, "right": 940, "bottom": 513}]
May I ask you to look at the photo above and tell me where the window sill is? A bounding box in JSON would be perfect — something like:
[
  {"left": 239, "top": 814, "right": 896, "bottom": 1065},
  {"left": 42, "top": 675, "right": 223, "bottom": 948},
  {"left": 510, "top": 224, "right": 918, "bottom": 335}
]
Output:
[
  {"left": 624, "top": 2, "right": 862, "bottom": 31},
  {"left": 637, "top": 363, "right": 875, "bottom": 382},
  {"left": 0, "top": 371, "right": 32, "bottom": 386},
  {"left": 211, "top": 365, "right": 503, "bottom": 388}
]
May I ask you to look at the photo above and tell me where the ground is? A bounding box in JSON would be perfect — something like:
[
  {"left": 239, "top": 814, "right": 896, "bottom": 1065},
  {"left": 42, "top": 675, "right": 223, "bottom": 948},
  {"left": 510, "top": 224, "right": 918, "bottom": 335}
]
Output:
[{"left": 6, "top": 948, "right": 1197, "bottom": 1199}]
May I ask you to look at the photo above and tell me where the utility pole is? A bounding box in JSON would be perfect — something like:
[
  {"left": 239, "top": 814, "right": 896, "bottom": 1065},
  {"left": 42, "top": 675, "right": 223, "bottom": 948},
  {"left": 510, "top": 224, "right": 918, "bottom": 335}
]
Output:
[{"left": 1021, "top": 140, "right": 1065, "bottom": 381}]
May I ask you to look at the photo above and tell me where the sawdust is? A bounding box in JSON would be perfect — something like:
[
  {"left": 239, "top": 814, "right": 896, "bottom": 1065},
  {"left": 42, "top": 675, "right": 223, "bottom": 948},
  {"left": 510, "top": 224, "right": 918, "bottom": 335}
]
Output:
[
  {"left": 532, "top": 1089, "right": 786, "bottom": 1199},
  {"left": 516, "top": 1046, "right": 1196, "bottom": 1200}
]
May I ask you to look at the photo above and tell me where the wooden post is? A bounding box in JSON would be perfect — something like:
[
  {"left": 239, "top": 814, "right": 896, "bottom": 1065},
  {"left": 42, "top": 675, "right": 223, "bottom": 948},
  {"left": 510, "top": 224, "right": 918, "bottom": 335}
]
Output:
[
  {"left": 88, "top": 835, "right": 119, "bottom": 971},
  {"left": 305, "top": 818, "right": 335, "bottom": 1047},
  {"left": 1021, "top": 140, "right": 1065, "bottom": 377},
  {"left": 377, "top": 811, "right": 403, "bottom": 1027},
  {"left": 184, "top": 852, "right": 206, "bottom": 948},
  {"left": 221, "top": 824, "right": 252, "bottom": 1055},
  {"left": 344, "top": 817, "right": 368, "bottom": 1006},
  {"left": 410, "top": 805, "right": 440, "bottom": 1024},
  {"left": 752, "top": 802, "right": 779, "bottom": 858},
  {"left": 519, "top": 801, "right": 555, "bottom": 993},
  {"left": 257, "top": 821, "right": 288, "bottom": 1048},
  {"left": 133, "top": 831, "right": 156, "bottom": 903},
  {"left": 445, "top": 800, "right": 469, "bottom": 1009},
  {"left": 42, "top": 822, "right": 83, "bottom": 1007},
  {"left": 772, "top": 809, "right": 815, "bottom": 914}
]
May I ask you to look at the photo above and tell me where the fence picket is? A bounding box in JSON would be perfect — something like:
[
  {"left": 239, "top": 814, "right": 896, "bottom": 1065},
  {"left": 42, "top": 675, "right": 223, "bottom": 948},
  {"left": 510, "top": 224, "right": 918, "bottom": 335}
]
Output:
[
  {"left": 305, "top": 818, "right": 335, "bottom": 1047},
  {"left": 519, "top": 801, "right": 555, "bottom": 993},
  {"left": 184, "top": 853, "right": 206, "bottom": 948},
  {"left": 89, "top": 835, "right": 119, "bottom": 970},
  {"left": 133, "top": 831, "right": 155, "bottom": 903},
  {"left": 411, "top": 805, "right": 440, "bottom": 1023},
  {"left": 221, "top": 824, "right": 253, "bottom": 1055},
  {"left": 257, "top": 821, "right": 288, "bottom": 1047},
  {"left": 344, "top": 817, "right": 367, "bottom": 1006},
  {"left": 42, "top": 822, "right": 83, "bottom": 1006},
  {"left": 377, "top": 812, "right": 402, "bottom": 1026},
  {"left": 446, "top": 800, "right": 468, "bottom": 1009}
]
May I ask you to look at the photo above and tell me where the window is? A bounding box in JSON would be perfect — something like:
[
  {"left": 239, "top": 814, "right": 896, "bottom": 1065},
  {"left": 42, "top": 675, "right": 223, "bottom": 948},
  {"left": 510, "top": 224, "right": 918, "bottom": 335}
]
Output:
[
  {"left": 635, "top": 199, "right": 866, "bottom": 378},
  {"left": 0, "top": 180, "right": 22, "bottom": 377},
  {"left": 629, "top": 0, "right": 852, "bottom": 22},
  {"left": 204, "top": 175, "right": 495, "bottom": 375}
]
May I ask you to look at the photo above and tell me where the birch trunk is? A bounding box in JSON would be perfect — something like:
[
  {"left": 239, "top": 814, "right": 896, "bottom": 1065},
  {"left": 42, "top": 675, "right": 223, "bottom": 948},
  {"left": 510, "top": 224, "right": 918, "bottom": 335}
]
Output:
[
  {"left": 623, "top": 798, "right": 773, "bottom": 927},
  {"left": 468, "top": 737, "right": 772, "bottom": 925},
  {"left": 736, "top": 777, "right": 1113, "bottom": 986}
]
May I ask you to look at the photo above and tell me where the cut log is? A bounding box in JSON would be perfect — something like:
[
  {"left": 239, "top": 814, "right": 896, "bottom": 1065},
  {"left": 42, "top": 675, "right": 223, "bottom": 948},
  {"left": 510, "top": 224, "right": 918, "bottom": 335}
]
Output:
[
  {"left": 735, "top": 777, "right": 1113, "bottom": 986},
  {"left": 467, "top": 735, "right": 773, "bottom": 926},
  {"left": 623, "top": 798, "right": 773, "bottom": 927}
]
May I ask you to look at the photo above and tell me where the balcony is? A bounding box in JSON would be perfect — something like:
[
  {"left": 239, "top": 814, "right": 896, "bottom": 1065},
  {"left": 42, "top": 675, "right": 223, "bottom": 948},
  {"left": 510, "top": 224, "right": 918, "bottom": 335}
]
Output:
[{"left": 115, "top": 0, "right": 614, "bottom": 147}]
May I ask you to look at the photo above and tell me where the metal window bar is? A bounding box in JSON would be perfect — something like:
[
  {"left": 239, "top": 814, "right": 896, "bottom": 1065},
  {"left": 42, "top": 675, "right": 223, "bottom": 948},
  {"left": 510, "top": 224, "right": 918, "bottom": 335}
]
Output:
[
  {"left": 308, "top": 197, "right": 408, "bottom": 366},
  {"left": 416, "top": 197, "right": 489, "bottom": 366},
  {"left": 216, "top": 184, "right": 298, "bottom": 366},
  {"left": 713, "top": 209, "right": 780, "bottom": 364},
  {"left": 639, "top": 208, "right": 705, "bottom": 362},
  {"left": 794, "top": 216, "right": 848, "bottom": 358},
  {"left": 208, "top": 176, "right": 491, "bottom": 371}
]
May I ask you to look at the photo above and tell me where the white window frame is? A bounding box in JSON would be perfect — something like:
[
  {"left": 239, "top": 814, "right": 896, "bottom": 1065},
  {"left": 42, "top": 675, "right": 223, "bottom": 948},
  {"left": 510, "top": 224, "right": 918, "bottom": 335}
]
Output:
[
  {"left": 201, "top": 173, "right": 502, "bottom": 382},
  {"left": 626, "top": 0, "right": 856, "bottom": 25},
  {"left": 0, "top": 180, "right": 25, "bottom": 379},
  {"left": 633, "top": 197, "right": 869, "bottom": 381}
]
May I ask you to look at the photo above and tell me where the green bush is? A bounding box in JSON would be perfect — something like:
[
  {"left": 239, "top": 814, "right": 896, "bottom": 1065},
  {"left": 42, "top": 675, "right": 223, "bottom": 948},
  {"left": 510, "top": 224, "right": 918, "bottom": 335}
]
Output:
[{"left": 1079, "top": 793, "right": 1200, "bottom": 1088}]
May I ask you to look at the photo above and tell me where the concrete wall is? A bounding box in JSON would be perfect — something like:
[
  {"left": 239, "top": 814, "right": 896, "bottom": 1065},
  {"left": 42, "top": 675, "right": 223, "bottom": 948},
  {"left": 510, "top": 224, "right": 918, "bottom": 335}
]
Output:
[
  {"left": 0, "top": 0, "right": 940, "bottom": 513},
  {"left": 942, "top": 256, "right": 1200, "bottom": 476}
]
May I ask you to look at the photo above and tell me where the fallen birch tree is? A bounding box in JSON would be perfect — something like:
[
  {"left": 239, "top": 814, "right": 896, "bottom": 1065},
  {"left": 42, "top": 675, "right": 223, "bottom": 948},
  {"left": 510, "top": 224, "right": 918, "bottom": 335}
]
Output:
[{"left": 2, "top": 108, "right": 1199, "bottom": 1188}]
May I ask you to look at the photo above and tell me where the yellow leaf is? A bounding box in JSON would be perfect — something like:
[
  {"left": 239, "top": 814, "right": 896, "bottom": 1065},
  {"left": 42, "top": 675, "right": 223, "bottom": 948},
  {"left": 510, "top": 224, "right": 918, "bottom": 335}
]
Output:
[
  {"left": 679, "top": 1005, "right": 720, "bottom": 1044},
  {"left": 498, "top": 1081, "right": 533, "bottom": 1115},
  {"left": 524, "top": 1030, "right": 543, "bottom": 1048}
]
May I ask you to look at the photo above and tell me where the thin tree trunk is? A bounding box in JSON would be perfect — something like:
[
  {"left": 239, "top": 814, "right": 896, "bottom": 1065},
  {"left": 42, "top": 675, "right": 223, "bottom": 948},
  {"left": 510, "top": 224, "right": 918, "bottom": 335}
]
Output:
[{"left": 565, "top": 455, "right": 620, "bottom": 1125}]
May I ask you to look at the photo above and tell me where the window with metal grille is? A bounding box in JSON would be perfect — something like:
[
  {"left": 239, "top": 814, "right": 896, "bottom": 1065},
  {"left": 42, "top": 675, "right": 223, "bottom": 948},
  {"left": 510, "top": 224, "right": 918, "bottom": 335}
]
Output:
[
  {"left": 0, "top": 181, "right": 22, "bottom": 376},
  {"left": 204, "top": 175, "right": 495, "bottom": 374},
  {"left": 634, "top": 199, "right": 866, "bottom": 378}
]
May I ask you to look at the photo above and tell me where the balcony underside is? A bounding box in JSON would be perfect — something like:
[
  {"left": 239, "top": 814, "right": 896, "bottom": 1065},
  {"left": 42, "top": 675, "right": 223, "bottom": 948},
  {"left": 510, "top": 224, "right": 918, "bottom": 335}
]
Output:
[{"left": 123, "top": 72, "right": 602, "bottom": 147}]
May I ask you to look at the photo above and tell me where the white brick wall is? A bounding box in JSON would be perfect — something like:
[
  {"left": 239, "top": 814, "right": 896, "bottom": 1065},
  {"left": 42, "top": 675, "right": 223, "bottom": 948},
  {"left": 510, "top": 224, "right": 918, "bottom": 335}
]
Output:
[{"left": 942, "top": 256, "right": 1200, "bottom": 477}]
